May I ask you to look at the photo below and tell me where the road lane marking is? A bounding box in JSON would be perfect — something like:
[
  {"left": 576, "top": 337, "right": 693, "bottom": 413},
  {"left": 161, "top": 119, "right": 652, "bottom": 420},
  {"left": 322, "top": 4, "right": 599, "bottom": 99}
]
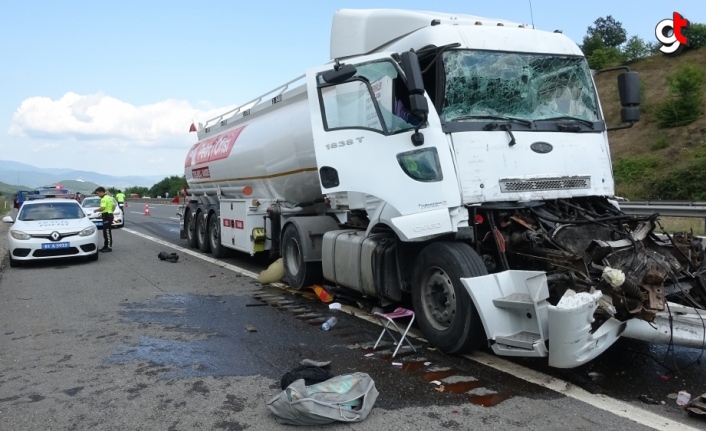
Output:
[{"left": 122, "top": 227, "right": 698, "bottom": 431}]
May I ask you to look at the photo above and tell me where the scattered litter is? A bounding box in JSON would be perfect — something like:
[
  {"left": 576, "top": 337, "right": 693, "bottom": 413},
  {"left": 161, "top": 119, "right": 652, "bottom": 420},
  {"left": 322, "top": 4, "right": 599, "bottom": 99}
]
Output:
[
  {"left": 258, "top": 258, "right": 285, "bottom": 284},
  {"left": 677, "top": 390, "right": 691, "bottom": 406},
  {"left": 312, "top": 285, "right": 334, "bottom": 303},
  {"left": 435, "top": 385, "right": 445, "bottom": 392},
  {"left": 364, "top": 353, "right": 374, "bottom": 357},
  {"left": 245, "top": 324, "right": 257, "bottom": 332},
  {"left": 392, "top": 362, "right": 403, "bottom": 366},
  {"left": 218, "top": 300, "right": 226, "bottom": 303},
  {"left": 430, "top": 380, "right": 442, "bottom": 386},
  {"left": 424, "top": 362, "right": 431, "bottom": 366},
  {"left": 300, "top": 359, "right": 331, "bottom": 367},
  {"left": 209, "top": 275, "right": 216, "bottom": 278},
  {"left": 328, "top": 302, "right": 342, "bottom": 310},
  {"left": 686, "top": 392, "right": 706, "bottom": 417},
  {"left": 426, "top": 347, "right": 437, "bottom": 351},
  {"left": 668, "top": 393, "right": 678, "bottom": 400},
  {"left": 588, "top": 371, "right": 603, "bottom": 381},
  {"left": 451, "top": 410, "right": 458, "bottom": 414},
  {"left": 245, "top": 303, "right": 267, "bottom": 307},
  {"left": 638, "top": 395, "right": 659, "bottom": 405},
  {"left": 347, "top": 343, "right": 361, "bottom": 350},
  {"left": 660, "top": 374, "right": 671, "bottom": 381},
  {"left": 157, "top": 251, "right": 179, "bottom": 262}
]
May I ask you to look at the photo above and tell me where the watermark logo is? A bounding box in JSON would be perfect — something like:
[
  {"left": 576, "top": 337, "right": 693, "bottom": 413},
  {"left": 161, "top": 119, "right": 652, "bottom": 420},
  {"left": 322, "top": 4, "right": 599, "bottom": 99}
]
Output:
[{"left": 655, "top": 12, "right": 690, "bottom": 55}]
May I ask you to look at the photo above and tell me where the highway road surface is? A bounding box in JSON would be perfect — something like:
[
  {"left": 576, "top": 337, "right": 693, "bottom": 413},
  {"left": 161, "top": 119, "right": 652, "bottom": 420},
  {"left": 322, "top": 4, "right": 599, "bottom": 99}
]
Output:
[{"left": 0, "top": 203, "right": 704, "bottom": 430}]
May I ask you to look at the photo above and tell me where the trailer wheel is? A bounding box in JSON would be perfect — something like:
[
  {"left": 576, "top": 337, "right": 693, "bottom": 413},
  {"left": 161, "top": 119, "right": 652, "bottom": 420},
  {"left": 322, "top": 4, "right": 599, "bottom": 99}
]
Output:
[
  {"left": 208, "top": 215, "right": 228, "bottom": 258},
  {"left": 185, "top": 210, "right": 198, "bottom": 248},
  {"left": 412, "top": 242, "right": 488, "bottom": 354},
  {"left": 282, "top": 223, "right": 322, "bottom": 290},
  {"left": 196, "top": 213, "right": 211, "bottom": 253}
]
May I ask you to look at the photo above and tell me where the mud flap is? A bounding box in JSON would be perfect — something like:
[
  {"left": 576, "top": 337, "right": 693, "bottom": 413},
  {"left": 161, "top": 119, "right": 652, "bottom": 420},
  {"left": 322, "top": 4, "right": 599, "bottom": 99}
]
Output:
[{"left": 547, "top": 298, "right": 625, "bottom": 368}]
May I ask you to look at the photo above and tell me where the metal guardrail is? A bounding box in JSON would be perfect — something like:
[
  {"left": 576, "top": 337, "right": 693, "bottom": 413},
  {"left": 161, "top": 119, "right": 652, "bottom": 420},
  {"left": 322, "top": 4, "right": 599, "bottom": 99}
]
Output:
[
  {"left": 619, "top": 200, "right": 706, "bottom": 232},
  {"left": 619, "top": 201, "right": 706, "bottom": 218}
]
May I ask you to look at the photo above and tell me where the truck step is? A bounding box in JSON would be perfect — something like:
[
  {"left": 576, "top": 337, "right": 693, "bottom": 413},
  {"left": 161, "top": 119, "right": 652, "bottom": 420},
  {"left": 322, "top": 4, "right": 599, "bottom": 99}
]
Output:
[
  {"left": 492, "top": 293, "right": 533, "bottom": 310},
  {"left": 495, "top": 331, "right": 541, "bottom": 350}
]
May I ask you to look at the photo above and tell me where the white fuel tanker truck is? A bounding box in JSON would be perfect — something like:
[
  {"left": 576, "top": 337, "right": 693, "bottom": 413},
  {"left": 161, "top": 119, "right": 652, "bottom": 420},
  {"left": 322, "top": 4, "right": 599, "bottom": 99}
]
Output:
[{"left": 181, "top": 9, "right": 706, "bottom": 368}]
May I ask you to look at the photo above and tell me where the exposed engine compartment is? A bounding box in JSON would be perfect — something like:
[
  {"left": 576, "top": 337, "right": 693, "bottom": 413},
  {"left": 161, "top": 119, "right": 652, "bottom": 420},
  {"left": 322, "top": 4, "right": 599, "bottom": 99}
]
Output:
[{"left": 474, "top": 197, "right": 706, "bottom": 323}]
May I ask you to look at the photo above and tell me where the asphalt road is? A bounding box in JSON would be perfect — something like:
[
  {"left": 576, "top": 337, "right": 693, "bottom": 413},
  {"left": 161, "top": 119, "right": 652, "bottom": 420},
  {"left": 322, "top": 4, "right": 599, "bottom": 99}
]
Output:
[{"left": 0, "top": 205, "right": 704, "bottom": 430}]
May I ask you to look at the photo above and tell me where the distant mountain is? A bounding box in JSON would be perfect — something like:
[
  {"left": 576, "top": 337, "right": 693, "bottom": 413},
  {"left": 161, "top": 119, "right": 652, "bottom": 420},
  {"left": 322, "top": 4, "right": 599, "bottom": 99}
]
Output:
[{"left": 0, "top": 160, "right": 165, "bottom": 189}]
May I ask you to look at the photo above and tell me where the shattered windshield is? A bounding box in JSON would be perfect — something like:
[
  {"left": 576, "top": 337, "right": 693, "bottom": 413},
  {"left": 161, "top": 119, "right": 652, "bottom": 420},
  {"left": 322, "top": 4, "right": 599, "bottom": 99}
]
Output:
[{"left": 441, "top": 50, "right": 599, "bottom": 124}]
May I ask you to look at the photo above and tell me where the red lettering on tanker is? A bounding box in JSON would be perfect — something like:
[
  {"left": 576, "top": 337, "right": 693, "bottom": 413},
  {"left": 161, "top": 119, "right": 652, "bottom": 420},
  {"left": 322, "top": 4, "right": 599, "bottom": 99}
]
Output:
[
  {"left": 235, "top": 220, "right": 244, "bottom": 229},
  {"left": 191, "top": 166, "right": 211, "bottom": 179},
  {"left": 191, "top": 125, "right": 247, "bottom": 166},
  {"left": 184, "top": 143, "right": 198, "bottom": 168}
]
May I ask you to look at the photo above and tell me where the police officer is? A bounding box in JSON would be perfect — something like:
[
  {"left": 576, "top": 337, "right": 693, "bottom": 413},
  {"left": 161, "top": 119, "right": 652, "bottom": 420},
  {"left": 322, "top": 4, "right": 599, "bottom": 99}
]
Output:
[
  {"left": 93, "top": 187, "right": 114, "bottom": 252},
  {"left": 115, "top": 190, "right": 126, "bottom": 215}
]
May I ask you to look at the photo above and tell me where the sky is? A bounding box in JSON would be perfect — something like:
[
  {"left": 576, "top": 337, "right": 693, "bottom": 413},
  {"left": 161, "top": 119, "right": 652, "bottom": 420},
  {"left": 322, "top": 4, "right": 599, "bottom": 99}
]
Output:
[{"left": 0, "top": 1, "right": 702, "bottom": 178}]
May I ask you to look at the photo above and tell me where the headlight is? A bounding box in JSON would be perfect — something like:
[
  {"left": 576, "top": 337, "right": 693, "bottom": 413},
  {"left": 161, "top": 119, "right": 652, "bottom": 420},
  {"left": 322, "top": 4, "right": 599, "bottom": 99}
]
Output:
[
  {"left": 79, "top": 226, "right": 96, "bottom": 236},
  {"left": 10, "top": 230, "right": 31, "bottom": 240}
]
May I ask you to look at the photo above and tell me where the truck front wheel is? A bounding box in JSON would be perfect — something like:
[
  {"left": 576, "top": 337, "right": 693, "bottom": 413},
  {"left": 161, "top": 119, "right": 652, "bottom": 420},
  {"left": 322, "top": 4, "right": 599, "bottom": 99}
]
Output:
[
  {"left": 185, "top": 210, "right": 198, "bottom": 248},
  {"left": 412, "top": 242, "right": 488, "bottom": 354},
  {"left": 282, "top": 223, "right": 322, "bottom": 290},
  {"left": 196, "top": 213, "right": 211, "bottom": 253}
]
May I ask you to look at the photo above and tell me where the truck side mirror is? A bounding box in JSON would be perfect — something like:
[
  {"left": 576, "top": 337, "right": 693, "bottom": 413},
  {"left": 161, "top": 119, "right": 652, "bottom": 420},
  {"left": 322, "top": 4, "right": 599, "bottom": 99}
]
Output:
[
  {"left": 400, "top": 51, "right": 429, "bottom": 118},
  {"left": 594, "top": 66, "right": 640, "bottom": 131},
  {"left": 617, "top": 71, "right": 640, "bottom": 124}
]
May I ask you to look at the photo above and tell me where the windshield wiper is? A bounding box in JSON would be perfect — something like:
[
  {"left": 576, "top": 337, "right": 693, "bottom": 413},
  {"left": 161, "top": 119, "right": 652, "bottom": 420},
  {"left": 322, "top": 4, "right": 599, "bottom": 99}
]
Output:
[
  {"left": 453, "top": 114, "right": 533, "bottom": 128},
  {"left": 536, "top": 116, "right": 596, "bottom": 131}
]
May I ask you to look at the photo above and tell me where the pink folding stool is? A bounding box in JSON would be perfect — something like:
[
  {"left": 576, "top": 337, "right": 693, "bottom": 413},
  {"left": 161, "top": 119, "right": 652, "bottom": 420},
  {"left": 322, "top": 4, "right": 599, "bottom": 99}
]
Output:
[{"left": 373, "top": 307, "right": 416, "bottom": 358}]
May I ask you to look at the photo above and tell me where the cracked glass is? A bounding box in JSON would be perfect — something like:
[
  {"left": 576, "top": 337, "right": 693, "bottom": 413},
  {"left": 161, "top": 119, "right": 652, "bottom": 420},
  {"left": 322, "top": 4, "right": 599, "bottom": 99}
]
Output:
[{"left": 441, "top": 50, "right": 599, "bottom": 123}]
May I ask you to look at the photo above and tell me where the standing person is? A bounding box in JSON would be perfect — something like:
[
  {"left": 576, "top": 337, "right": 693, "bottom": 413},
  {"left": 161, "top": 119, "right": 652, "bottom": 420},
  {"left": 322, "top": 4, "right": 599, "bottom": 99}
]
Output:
[
  {"left": 12, "top": 193, "right": 21, "bottom": 220},
  {"left": 115, "top": 190, "right": 126, "bottom": 215},
  {"left": 93, "top": 187, "right": 114, "bottom": 252}
]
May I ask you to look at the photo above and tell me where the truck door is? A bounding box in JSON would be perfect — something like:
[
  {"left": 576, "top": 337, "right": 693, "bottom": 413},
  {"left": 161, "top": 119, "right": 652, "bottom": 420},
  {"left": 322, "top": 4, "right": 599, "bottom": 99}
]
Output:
[{"left": 305, "top": 53, "right": 461, "bottom": 218}]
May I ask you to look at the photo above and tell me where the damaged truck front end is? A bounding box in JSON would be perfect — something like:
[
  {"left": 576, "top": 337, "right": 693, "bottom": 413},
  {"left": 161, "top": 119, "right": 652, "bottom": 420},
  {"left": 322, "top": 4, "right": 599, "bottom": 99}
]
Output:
[{"left": 462, "top": 197, "right": 706, "bottom": 368}]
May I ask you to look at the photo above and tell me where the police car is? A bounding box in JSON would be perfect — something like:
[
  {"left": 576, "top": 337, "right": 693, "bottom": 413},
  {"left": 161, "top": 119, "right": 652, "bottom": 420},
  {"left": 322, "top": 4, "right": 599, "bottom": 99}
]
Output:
[
  {"left": 3, "top": 198, "right": 100, "bottom": 267},
  {"left": 80, "top": 196, "right": 124, "bottom": 229}
]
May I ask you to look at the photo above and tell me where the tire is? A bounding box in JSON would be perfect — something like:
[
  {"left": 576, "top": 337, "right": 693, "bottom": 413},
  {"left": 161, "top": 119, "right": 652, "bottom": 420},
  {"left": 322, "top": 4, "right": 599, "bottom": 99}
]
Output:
[
  {"left": 208, "top": 215, "right": 228, "bottom": 258},
  {"left": 196, "top": 212, "right": 211, "bottom": 253},
  {"left": 185, "top": 210, "right": 198, "bottom": 248},
  {"left": 282, "top": 223, "right": 322, "bottom": 290},
  {"left": 412, "top": 241, "right": 488, "bottom": 354},
  {"left": 9, "top": 255, "right": 21, "bottom": 268},
  {"left": 88, "top": 251, "right": 99, "bottom": 262}
]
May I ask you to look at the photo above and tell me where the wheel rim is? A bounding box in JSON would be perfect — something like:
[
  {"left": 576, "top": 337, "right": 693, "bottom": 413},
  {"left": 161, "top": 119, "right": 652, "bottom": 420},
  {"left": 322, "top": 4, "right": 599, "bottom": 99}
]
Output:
[
  {"left": 197, "top": 217, "right": 206, "bottom": 243},
  {"left": 285, "top": 237, "right": 301, "bottom": 276},
  {"left": 186, "top": 213, "right": 195, "bottom": 241},
  {"left": 420, "top": 266, "right": 457, "bottom": 331},
  {"left": 210, "top": 219, "right": 219, "bottom": 247}
]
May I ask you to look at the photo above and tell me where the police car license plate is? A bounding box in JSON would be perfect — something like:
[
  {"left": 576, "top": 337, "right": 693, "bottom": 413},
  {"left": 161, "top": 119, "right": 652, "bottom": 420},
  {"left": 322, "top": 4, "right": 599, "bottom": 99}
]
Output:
[{"left": 42, "top": 242, "right": 70, "bottom": 250}]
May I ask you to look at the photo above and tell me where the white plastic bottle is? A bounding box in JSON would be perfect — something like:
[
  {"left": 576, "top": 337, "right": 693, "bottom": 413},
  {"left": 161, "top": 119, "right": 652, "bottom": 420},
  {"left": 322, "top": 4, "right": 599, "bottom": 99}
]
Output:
[{"left": 321, "top": 317, "right": 338, "bottom": 331}]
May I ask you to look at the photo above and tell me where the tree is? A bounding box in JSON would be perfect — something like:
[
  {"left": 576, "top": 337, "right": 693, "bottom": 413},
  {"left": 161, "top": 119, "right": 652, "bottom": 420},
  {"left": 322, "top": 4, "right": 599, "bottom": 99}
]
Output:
[
  {"left": 148, "top": 175, "right": 188, "bottom": 199},
  {"left": 580, "top": 33, "right": 605, "bottom": 57},
  {"left": 125, "top": 186, "right": 149, "bottom": 197},
  {"left": 623, "top": 35, "right": 650, "bottom": 63},
  {"left": 684, "top": 22, "right": 706, "bottom": 50},
  {"left": 586, "top": 16, "right": 627, "bottom": 49},
  {"left": 587, "top": 47, "right": 624, "bottom": 70},
  {"left": 655, "top": 64, "right": 706, "bottom": 128}
]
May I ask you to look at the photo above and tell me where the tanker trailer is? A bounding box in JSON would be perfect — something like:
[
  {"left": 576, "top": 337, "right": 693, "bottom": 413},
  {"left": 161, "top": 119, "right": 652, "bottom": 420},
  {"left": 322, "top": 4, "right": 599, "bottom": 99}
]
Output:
[{"left": 182, "top": 9, "right": 706, "bottom": 368}]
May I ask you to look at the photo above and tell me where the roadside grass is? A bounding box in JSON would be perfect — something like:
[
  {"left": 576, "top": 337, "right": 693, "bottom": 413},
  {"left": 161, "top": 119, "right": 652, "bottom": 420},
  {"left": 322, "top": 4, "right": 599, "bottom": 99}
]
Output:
[{"left": 656, "top": 216, "right": 705, "bottom": 235}]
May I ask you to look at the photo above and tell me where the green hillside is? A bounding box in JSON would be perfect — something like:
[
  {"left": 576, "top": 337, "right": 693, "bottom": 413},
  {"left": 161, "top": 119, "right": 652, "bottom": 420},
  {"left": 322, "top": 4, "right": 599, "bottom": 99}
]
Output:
[{"left": 595, "top": 49, "right": 706, "bottom": 200}]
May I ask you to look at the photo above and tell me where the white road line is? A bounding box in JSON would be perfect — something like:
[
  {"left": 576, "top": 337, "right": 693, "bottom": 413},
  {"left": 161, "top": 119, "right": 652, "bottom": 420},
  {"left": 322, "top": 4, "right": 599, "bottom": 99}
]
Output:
[{"left": 123, "top": 227, "right": 698, "bottom": 431}]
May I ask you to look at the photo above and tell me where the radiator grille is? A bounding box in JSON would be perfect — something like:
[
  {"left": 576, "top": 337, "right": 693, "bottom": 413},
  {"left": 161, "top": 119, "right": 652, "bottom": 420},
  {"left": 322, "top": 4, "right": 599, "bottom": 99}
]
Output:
[{"left": 499, "top": 176, "right": 590, "bottom": 193}]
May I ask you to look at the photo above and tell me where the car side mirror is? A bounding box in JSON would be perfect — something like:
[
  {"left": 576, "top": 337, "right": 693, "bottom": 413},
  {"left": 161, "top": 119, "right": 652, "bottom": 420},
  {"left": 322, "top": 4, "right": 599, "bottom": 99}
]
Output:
[{"left": 3, "top": 215, "right": 14, "bottom": 223}]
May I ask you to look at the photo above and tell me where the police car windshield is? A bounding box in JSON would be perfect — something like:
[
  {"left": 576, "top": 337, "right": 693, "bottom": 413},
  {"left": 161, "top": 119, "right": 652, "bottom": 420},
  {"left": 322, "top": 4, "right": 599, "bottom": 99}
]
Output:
[{"left": 19, "top": 202, "right": 85, "bottom": 221}]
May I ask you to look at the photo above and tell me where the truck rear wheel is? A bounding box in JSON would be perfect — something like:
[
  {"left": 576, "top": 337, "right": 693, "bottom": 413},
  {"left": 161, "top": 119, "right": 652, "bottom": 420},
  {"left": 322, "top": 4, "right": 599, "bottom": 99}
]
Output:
[
  {"left": 196, "top": 213, "right": 211, "bottom": 253},
  {"left": 208, "top": 215, "right": 228, "bottom": 258},
  {"left": 412, "top": 241, "right": 488, "bottom": 354},
  {"left": 282, "top": 223, "right": 322, "bottom": 290},
  {"left": 185, "top": 210, "right": 198, "bottom": 248}
]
